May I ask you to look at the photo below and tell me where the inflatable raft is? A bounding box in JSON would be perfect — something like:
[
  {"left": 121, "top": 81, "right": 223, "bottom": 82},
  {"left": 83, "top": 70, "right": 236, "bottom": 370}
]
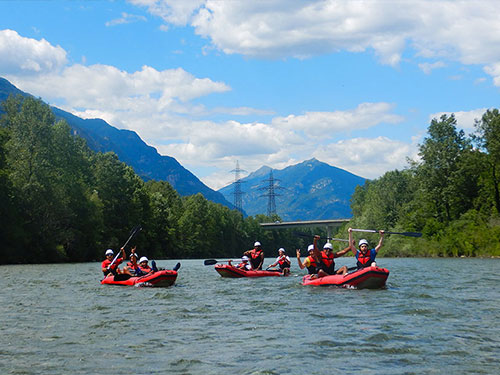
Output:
[
  {"left": 215, "top": 264, "right": 284, "bottom": 278},
  {"left": 302, "top": 266, "right": 389, "bottom": 289},
  {"left": 101, "top": 270, "right": 177, "bottom": 287}
]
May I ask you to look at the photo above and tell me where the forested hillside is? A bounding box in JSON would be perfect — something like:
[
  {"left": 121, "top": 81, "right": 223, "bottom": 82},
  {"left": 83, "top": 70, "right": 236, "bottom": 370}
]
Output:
[
  {"left": 0, "top": 96, "right": 309, "bottom": 264},
  {"left": 345, "top": 111, "right": 500, "bottom": 257}
]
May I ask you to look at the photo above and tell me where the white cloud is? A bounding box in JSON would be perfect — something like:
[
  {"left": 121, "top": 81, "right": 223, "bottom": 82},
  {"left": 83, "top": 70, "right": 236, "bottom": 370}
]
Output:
[
  {"left": 419, "top": 61, "right": 446, "bottom": 74},
  {"left": 430, "top": 108, "right": 488, "bottom": 130},
  {"left": 0, "top": 29, "right": 67, "bottom": 74},
  {"left": 3, "top": 28, "right": 416, "bottom": 190},
  {"left": 105, "top": 12, "right": 147, "bottom": 27},
  {"left": 313, "top": 136, "right": 418, "bottom": 179},
  {"left": 135, "top": 0, "right": 500, "bottom": 78},
  {"left": 271, "top": 103, "right": 404, "bottom": 138}
]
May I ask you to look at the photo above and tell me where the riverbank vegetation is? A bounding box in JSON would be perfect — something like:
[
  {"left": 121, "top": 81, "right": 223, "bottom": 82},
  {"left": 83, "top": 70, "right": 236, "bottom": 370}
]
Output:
[
  {"left": 346, "top": 110, "right": 500, "bottom": 257},
  {"left": 1, "top": 96, "right": 499, "bottom": 263}
]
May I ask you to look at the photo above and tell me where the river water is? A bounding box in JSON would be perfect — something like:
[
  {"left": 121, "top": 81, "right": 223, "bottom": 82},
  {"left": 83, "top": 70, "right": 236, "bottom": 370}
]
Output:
[{"left": 1, "top": 258, "right": 499, "bottom": 375}]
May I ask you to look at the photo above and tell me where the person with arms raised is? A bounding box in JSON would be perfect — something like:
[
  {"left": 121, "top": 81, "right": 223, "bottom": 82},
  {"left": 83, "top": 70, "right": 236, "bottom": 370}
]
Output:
[{"left": 348, "top": 227, "right": 384, "bottom": 269}]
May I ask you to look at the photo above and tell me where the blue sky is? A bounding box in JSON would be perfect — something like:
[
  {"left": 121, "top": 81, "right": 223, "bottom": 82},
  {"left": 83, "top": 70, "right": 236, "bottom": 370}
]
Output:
[{"left": 1, "top": 0, "right": 500, "bottom": 189}]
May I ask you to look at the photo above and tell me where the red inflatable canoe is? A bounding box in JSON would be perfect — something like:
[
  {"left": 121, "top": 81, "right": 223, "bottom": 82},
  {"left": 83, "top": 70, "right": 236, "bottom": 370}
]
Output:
[
  {"left": 101, "top": 270, "right": 177, "bottom": 287},
  {"left": 302, "top": 266, "right": 389, "bottom": 289},
  {"left": 215, "top": 264, "right": 284, "bottom": 278}
]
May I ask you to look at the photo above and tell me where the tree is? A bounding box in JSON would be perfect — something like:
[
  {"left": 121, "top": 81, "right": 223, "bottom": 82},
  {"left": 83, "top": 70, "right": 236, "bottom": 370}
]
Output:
[
  {"left": 474, "top": 109, "right": 500, "bottom": 213},
  {"left": 415, "top": 114, "right": 476, "bottom": 224}
]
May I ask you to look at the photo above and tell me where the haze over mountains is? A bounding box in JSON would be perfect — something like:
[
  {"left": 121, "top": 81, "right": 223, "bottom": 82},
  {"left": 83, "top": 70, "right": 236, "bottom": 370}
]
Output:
[{"left": 1, "top": 77, "right": 367, "bottom": 220}]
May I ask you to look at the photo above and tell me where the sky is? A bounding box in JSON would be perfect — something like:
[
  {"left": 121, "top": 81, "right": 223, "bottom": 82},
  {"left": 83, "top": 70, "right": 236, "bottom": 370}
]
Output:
[{"left": 1, "top": 0, "right": 500, "bottom": 190}]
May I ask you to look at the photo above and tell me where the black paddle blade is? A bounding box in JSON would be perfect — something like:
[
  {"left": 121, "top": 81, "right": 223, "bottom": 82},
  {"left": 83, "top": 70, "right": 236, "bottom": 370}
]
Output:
[
  {"left": 204, "top": 259, "right": 218, "bottom": 266},
  {"left": 387, "top": 231, "right": 422, "bottom": 237}
]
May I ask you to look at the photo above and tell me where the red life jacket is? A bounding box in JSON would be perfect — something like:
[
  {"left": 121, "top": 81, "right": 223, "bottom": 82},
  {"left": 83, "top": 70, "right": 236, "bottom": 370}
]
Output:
[
  {"left": 278, "top": 256, "right": 290, "bottom": 268},
  {"left": 138, "top": 265, "right": 152, "bottom": 273},
  {"left": 249, "top": 249, "right": 263, "bottom": 269},
  {"left": 320, "top": 251, "right": 335, "bottom": 274},
  {"left": 356, "top": 249, "right": 375, "bottom": 268}
]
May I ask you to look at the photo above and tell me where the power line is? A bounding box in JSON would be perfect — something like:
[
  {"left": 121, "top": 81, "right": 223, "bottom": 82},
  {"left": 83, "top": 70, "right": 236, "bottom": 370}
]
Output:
[
  {"left": 259, "top": 170, "right": 285, "bottom": 217},
  {"left": 230, "top": 160, "right": 246, "bottom": 213}
]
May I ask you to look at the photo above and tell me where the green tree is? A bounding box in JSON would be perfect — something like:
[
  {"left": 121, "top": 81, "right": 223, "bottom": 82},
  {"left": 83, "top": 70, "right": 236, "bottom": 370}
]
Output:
[
  {"left": 415, "top": 114, "right": 476, "bottom": 224},
  {"left": 474, "top": 109, "right": 500, "bottom": 214}
]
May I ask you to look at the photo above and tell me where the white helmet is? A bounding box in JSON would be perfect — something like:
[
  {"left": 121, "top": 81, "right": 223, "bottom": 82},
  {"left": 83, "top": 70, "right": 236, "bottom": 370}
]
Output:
[
  {"left": 359, "top": 239, "right": 369, "bottom": 247},
  {"left": 139, "top": 256, "right": 149, "bottom": 263},
  {"left": 323, "top": 243, "right": 333, "bottom": 250},
  {"left": 105, "top": 249, "right": 114, "bottom": 256},
  {"left": 241, "top": 256, "right": 250, "bottom": 262},
  {"left": 278, "top": 247, "right": 285, "bottom": 253},
  {"left": 254, "top": 241, "right": 261, "bottom": 247},
  {"left": 307, "top": 244, "right": 314, "bottom": 252}
]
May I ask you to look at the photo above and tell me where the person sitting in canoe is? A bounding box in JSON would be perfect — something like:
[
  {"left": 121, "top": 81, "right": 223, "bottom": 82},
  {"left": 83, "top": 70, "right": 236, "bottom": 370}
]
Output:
[
  {"left": 134, "top": 256, "right": 160, "bottom": 276},
  {"left": 228, "top": 256, "right": 252, "bottom": 270},
  {"left": 348, "top": 227, "right": 384, "bottom": 269},
  {"left": 296, "top": 244, "right": 317, "bottom": 275},
  {"left": 267, "top": 248, "right": 291, "bottom": 275},
  {"left": 313, "top": 235, "right": 351, "bottom": 277},
  {"left": 101, "top": 247, "right": 126, "bottom": 277},
  {"left": 122, "top": 248, "right": 139, "bottom": 276},
  {"left": 243, "top": 241, "right": 264, "bottom": 270}
]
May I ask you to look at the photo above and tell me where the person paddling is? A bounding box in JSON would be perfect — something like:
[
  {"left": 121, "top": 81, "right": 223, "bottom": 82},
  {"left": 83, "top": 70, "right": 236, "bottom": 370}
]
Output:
[
  {"left": 296, "top": 244, "right": 318, "bottom": 275},
  {"left": 348, "top": 227, "right": 384, "bottom": 269},
  {"left": 101, "top": 247, "right": 126, "bottom": 277},
  {"left": 267, "top": 248, "right": 291, "bottom": 275},
  {"left": 243, "top": 241, "right": 264, "bottom": 270}
]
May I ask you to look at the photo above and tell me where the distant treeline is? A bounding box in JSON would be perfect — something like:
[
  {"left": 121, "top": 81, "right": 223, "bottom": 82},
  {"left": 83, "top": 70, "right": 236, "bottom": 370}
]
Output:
[
  {"left": 0, "top": 96, "right": 316, "bottom": 264},
  {"left": 345, "top": 109, "right": 500, "bottom": 257}
]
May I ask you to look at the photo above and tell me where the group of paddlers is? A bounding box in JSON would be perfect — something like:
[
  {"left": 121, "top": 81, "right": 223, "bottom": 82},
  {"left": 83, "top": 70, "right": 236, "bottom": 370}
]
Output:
[
  {"left": 101, "top": 227, "right": 384, "bottom": 278},
  {"left": 228, "top": 227, "right": 385, "bottom": 277},
  {"left": 101, "top": 246, "right": 180, "bottom": 278}
]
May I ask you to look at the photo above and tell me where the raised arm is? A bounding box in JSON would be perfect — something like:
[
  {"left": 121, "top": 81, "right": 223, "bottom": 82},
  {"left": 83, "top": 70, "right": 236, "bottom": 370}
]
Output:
[
  {"left": 348, "top": 228, "right": 356, "bottom": 255},
  {"left": 312, "top": 235, "right": 321, "bottom": 263},
  {"left": 375, "top": 230, "right": 385, "bottom": 252},
  {"left": 296, "top": 249, "right": 306, "bottom": 269},
  {"left": 334, "top": 245, "right": 352, "bottom": 258}
]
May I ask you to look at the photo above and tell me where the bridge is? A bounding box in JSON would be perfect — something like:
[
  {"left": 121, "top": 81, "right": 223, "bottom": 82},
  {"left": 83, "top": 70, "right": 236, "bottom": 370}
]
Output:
[{"left": 260, "top": 219, "right": 351, "bottom": 241}]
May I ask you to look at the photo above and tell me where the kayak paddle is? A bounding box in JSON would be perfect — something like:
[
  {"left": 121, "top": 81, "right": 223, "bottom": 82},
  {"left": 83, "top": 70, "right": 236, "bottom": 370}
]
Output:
[
  {"left": 108, "top": 225, "right": 142, "bottom": 270},
  {"left": 351, "top": 228, "right": 422, "bottom": 237}
]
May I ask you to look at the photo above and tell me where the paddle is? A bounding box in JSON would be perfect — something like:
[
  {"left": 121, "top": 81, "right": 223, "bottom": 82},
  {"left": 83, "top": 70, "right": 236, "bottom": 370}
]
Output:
[
  {"left": 293, "top": 231, "right": 349, "bottom": 242},
  {"left": 108, "top": 225, "right": 142, "bottom": 271},
  {"left": 351, "top": 228, "right": 422, "bottom": 237},
  {"left": 204, "top": 259, "right": 223, "bottom": 265}
]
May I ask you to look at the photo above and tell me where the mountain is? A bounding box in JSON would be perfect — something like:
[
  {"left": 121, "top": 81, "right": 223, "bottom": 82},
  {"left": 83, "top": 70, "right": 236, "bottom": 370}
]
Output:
[
  {"left": 0, "top": 77, "right": 233, "bottom": 208},
  {"left": 218, "top": 158, "right": 367, "bottom": 220}
]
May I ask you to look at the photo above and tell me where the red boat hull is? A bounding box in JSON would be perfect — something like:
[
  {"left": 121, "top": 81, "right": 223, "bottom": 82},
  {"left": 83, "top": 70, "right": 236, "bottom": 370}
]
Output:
[
  {"left": 215, "top": 264, "right": 283, "bottom": 278},
  {"left": 101, "top": 270, "right": 177, "bottom": 287},
  {"left": 302, "top": 266, "right": 389, "bottom": 289}
]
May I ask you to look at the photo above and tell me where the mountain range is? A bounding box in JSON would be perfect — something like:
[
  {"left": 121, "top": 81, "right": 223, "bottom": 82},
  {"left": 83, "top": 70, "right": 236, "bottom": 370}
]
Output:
[
  {"left": 0, "top": 77, "right": 233, "bottom": 208},
  {"left": 218, "top": 158, "right": 366, "bottom": 220},
  {"left": 0, "top": 77, "right": 367, "bottom": 220}
]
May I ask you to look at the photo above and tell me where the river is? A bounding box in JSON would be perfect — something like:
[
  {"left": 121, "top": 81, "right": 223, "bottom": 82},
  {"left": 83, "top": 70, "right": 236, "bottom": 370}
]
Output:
[{"left": 1, "top": 258, "right": 499, "bottom": 374}]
